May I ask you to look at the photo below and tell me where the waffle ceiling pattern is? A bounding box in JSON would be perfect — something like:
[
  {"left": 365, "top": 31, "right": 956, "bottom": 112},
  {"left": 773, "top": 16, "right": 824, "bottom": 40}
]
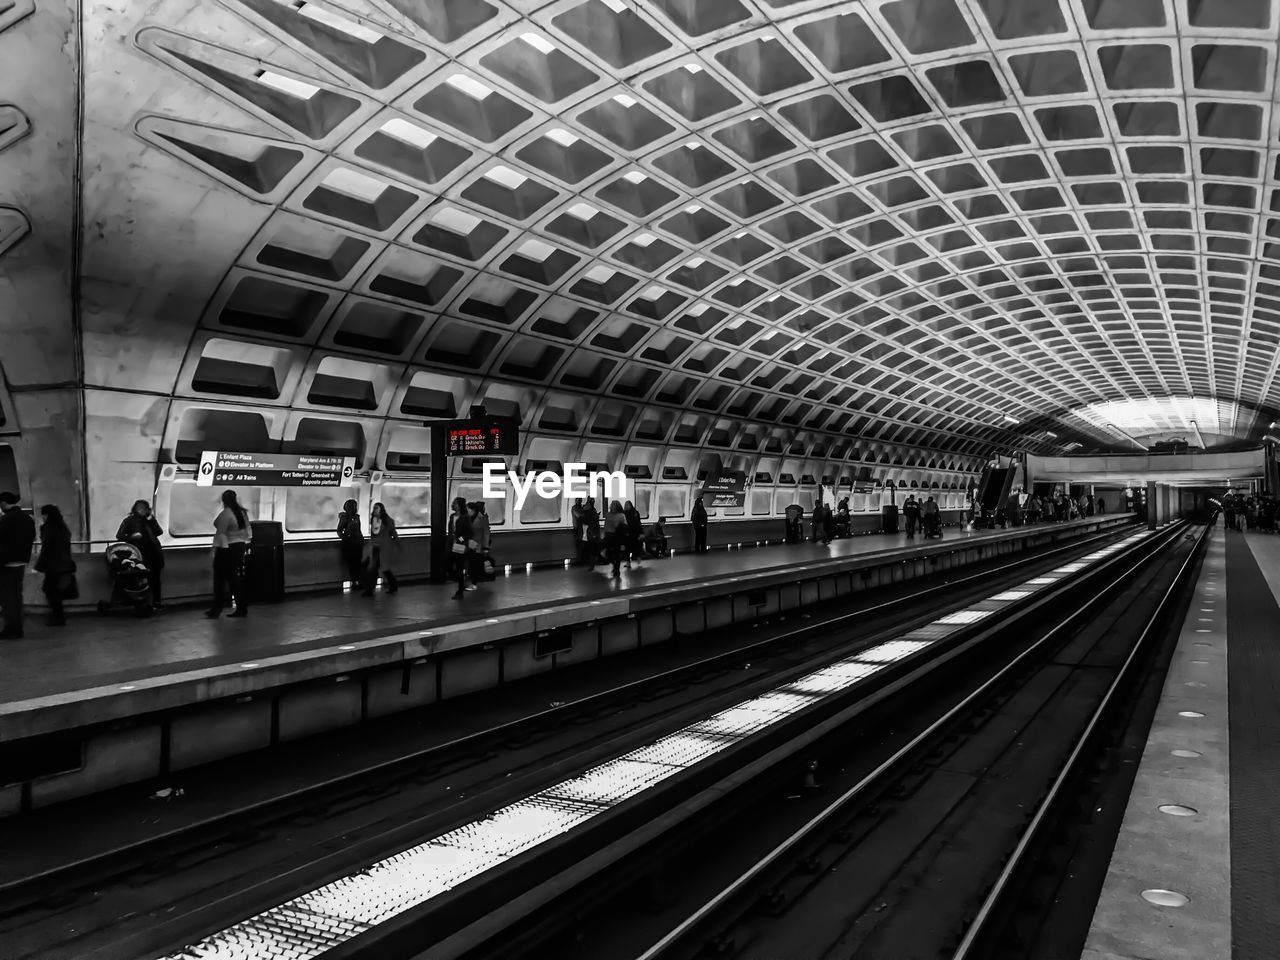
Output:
[{"left": 145, "top": 0, "right": 1280, "bottom": 462}]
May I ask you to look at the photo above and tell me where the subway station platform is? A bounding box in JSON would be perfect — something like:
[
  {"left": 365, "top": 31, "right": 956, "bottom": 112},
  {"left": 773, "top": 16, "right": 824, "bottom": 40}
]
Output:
[
  {"left": 0, "top": 516, "right": 1130, "bottom": 812},
  {"left": 0, "top": 518, "right": 1125, "bottom": 707},
  {"left": 1084, "top": 525, "right": 1280, "bottom": 960}
]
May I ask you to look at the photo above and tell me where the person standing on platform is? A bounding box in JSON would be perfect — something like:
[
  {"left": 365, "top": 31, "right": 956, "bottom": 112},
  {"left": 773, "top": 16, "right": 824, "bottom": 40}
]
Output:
[
  {"left": 603, "top": 500, "right": 627, "bottom": 577},
  {"left": 1005, "top": 490, "right": 1023, "bottom": 527},
  {"left": 1025, "top": 494, "right": 1042, "bottom": 525},
  {"left": 363, "top": 502, "right": 399, "bottom": 596},
  {"left": 469, "top": 501, "right": 492, "bottom": 582},
  {"left": 571, "top": 497, "right": 585, "bottom": 565},
  {"left": 1223, "top": 498, "right": 1236, "bottom": 532},
  {"left": 336, "top": 499, "right": 365, "bottom": 589},
  {"left": 903, "top": 494, "right": 921, "bottom": 538},
  {"left": 117, "top": 499, "right": 165, "bottom": 609},
  {"left": 1097, "top": 496, "right": 1106, "bottom": 515},
  {"left": 691, "top": 495, "right": 708, "bottom": 553},
  {"left": 623, "top": 500, "right": 643, "bottom": 567},
  {"left": 0, "top": 491, "right": 36, "bottom": 639},
  {"left": 448, "top": 497, "right": 476, "bottom": 599},
  {"left": 784, "top": 502, "right": 803, "bottom": 543},
  {"left": 581, "top": 497, "right": 601, "bottom": 567},
  {"left": 206, "top": 490, "right": 252, "bottom": 619},
  {"left": 36, "top": 505, "right": 75, "bottom": 627},
  {"left": 809, "top": 498, "right": 823, "bottom": 543}
]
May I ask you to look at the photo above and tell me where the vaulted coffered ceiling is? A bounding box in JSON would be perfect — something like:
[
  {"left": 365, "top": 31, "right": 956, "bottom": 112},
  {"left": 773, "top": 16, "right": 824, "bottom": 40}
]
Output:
[{"left": 3, "top": 0, "right": 1280, "bottom": 535}]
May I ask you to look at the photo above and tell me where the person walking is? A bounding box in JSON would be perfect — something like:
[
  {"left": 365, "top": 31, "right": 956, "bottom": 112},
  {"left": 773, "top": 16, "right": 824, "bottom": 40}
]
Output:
[
  {"left": 571, "top": 497, "right": 585, "bottom": 565},
  {"left": 469, "top": 501, "right": 492, "bottom": 582},
  {"left": 691, "top": 495, "right": 708, "bottom": 553},
  {"left": 336, "top": 499, "right": 365, "bottom": 589},
  {"left": 581, "top": 497, "right": 601, "bottom": 567},
  {"left": 448, "top": 497, "right": 476, "bottom": 599},
  {"left": 0, "top": 491, "right": 36, "bottom": 638},
  {"left": 117, "top": 499, "right": 165, "bottom": 609},
  {"left": 602, "top": 500, "right": 627, "bottom": 577},
  {"left": 36, "top": 504, "right": 75, "bottom": 626},
  {"left": 363, "top": 502, "right": 399, "bottom": 596},
  {"left": 623, "top": 500, "right": 643, "bottom": 567},
  {"left": 206, "top": 490, "right": 252, "bottom": 618}
]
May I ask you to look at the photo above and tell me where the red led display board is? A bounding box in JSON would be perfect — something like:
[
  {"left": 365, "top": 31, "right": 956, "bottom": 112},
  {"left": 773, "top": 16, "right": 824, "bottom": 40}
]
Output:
[{"left": 444, "top": 417, "right": 519, "bottom": 456}]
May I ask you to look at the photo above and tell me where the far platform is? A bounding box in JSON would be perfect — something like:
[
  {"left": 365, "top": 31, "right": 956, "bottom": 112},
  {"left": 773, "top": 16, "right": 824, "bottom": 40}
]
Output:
[
  {"left": 1084, "top": 524, "right": 1280, "bottom": 960},
  {"left": 0, "top": 517, "right": 1132, "bottom": 738}
]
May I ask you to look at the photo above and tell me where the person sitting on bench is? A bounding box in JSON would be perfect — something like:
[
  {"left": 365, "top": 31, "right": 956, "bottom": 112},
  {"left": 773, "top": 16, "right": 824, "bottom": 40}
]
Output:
[{"left": 643, "top": 516, "right": 669, "bottom": 557}]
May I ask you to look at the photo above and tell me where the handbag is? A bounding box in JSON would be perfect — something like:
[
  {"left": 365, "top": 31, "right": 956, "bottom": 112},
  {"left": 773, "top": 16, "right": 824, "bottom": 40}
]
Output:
[{"left": 450, "top": 540, "right": 466, "bottom": 555}]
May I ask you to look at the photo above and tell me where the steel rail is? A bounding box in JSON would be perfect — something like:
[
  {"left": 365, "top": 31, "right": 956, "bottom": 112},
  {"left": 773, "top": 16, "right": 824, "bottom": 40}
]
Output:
[
  {"left": 950, "top": 519, "right": 1212, "bottom": 959},
  {"left": 632, "top": 520, "right": 1188, "bottom": 960}
]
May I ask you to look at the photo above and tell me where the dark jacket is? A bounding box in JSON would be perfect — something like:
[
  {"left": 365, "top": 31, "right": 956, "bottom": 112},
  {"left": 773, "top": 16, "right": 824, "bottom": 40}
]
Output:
[
  {"left": 624, "top": 506, "right": 643, "bottom": 539},
  {"left": 117, "top": 513, "right": 164, "bottom": 568},
  {"left": 0, "top": 507, "right": 36, "bottom": 566},
  {"left": 35, "top": 520, "right": 75, "bottom": 574},
  {"left": 450, "top": 512, "right": 474, "bottom": 546},
  {"left": 691, "top": 502, "right": 708, "bottom": 528},
  {"left": 337, "top": 511, "right": 364, "bottom": 557}
]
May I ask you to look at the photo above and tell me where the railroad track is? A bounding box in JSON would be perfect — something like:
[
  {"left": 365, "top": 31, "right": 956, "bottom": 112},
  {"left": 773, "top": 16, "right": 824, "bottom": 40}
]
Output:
[
  {"left": 481, "top": 520, "right": 1205, "bottom": 960},
  {"left": 111, "top": 523, "right": 1175, "bottom": 960},
  {"left": 0, "top": 522, "right": 1146, "bottom": 960}
]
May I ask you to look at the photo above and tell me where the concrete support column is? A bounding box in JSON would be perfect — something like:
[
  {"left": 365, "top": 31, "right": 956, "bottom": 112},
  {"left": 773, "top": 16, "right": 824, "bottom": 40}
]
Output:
[
  {"left": 1147, "top": 480, "right": 1158, "bottom": 530},
  {"left": 0, "top": 0, "right": 87, "bottom": 536}
]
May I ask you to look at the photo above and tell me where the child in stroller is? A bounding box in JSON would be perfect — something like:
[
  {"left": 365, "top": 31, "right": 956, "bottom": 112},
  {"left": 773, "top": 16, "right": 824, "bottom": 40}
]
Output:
[{"left": 98, "top": 541, "right": 154, "bottom": 615}]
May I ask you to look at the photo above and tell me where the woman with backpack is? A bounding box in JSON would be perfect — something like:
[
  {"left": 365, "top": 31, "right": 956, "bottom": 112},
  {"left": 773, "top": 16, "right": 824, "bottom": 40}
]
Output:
[{"left": 336, "top": 498, "right": 365, "bottom": 590}]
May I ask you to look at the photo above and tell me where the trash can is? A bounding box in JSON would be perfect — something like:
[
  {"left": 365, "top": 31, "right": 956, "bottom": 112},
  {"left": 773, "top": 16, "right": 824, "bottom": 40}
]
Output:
[
  {"left": 246, "top": 520, "right": 285, "bottom": 603},
  {"left": 881, "top": 503, "right": 899, "bottom": 534}
]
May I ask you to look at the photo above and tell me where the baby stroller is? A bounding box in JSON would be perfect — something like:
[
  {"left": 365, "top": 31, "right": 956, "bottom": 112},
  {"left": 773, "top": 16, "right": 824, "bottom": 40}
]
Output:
[
  {"left": 923, "top": 511, "right": 944, "bottom": 539},
  {"left": 97, "top": 541, "right": 154, "bottom": 616}
]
